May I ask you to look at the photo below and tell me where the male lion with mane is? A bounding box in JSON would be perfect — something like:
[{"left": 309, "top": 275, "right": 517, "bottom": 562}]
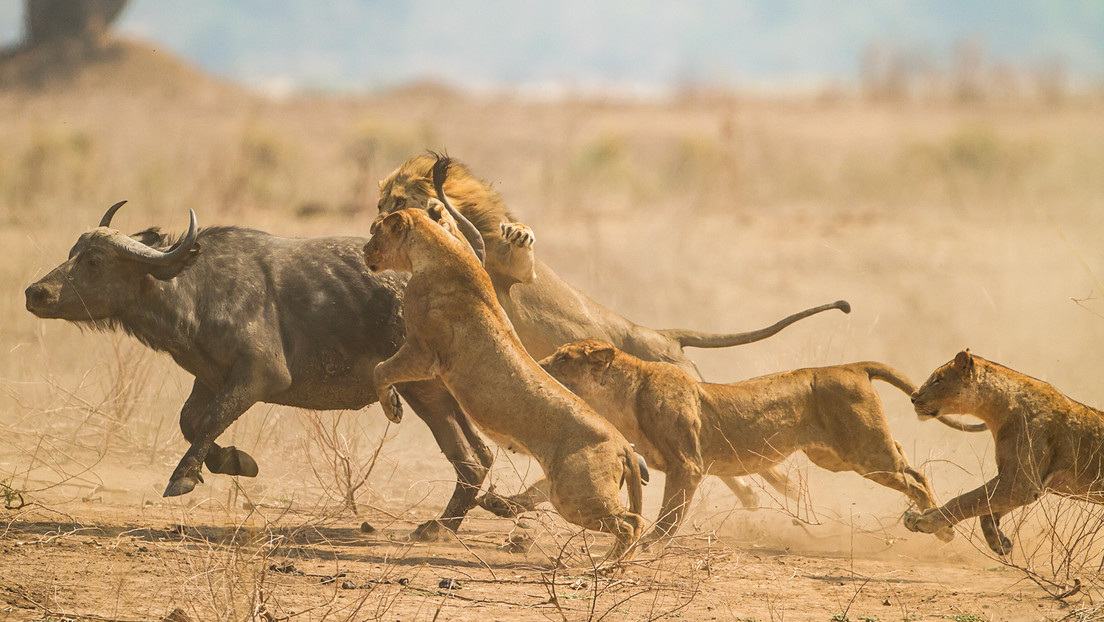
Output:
[
  {"left": 378, "top": 153, "right": 851, "bottom": 515},
  {"left": 905, "top": 350, "right": 1104, "bottom": 555}
]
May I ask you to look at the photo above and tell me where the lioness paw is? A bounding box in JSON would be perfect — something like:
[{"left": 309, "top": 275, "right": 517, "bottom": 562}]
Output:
[
  {"left": 902, "top": 509, "right": 923, "bottom": 533},
  {"left": 382, "top": 386, "right": 403, "bottom": 424},
  {"left": 500, "top": 222, "right": 534, "bottom": 248}
]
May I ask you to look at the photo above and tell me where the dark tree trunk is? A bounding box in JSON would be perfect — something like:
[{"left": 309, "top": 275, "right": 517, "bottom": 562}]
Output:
[{"left": 24, "top": 0, "right": 128, "bottom": 47}]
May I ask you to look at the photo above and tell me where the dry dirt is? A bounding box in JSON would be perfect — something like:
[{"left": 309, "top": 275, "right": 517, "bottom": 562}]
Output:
[{"left": 2, "top": 39, "right": 1104, "bottom": 621}]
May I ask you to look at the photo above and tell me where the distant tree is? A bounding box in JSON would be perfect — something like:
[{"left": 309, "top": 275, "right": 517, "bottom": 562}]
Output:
[{"left": 24, "top": 0, "right": 128, "bottom": 48}]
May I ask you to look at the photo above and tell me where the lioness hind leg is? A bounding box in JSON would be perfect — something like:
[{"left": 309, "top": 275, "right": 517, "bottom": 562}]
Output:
[{"left": 807, "top": 439, "right": 955, "bottom": 542}]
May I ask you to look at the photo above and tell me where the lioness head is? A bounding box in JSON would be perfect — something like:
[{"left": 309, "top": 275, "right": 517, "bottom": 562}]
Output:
[
  {"left": 364, "top": 210, "right": 416, "bottom": 273},
  {"left": 912, "top": 350, "right": 982, "bottom": 420},
  {"left": 539, "top": 339, "right": 618, "bottom": 400}
]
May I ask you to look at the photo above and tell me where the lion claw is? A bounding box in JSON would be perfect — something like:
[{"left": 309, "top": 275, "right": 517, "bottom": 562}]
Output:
[
  {"left": 500, "top": 222, "right": 534, "bottom": 248},
  {"left": 382, "top": 386, "right": 403, "bottom": 423}
]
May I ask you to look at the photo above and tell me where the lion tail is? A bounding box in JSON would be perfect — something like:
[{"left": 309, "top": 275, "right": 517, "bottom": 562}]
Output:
[
  {"left": 659, "top": 300, "right": 850, "bottom": 349},
  {"left": 863, "top": 362, "right": 988, "bottom": 433}
]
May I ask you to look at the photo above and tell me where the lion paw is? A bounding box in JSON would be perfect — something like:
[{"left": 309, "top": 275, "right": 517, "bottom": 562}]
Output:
[
  {"left": 902, "top": 509, "right": 923, "bottom": 533},
  {"left": 500, "top": 222, "right": 534, "bottom": 248},
  {"left": 381, "top": 386, "right": 403, "bottom": 424}
]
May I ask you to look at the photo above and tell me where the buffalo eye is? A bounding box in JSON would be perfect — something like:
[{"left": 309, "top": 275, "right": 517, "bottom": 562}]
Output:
[{"left": 85, "top": 254, "right": 102, "bottom": 269}]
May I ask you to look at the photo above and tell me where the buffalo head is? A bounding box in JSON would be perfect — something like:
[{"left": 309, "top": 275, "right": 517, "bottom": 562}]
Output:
[{"left": 26, "top": 201, "right": 199, "bottom": 322}]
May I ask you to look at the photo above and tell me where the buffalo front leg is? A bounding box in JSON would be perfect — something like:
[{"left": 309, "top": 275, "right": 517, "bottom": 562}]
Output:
[
  {"left": 179, "top": 380, "right": 259, "bottom": 480},
  {"left": 164, "top": 358, "right": 290, "bottom": 497},
  {"left": 399, "top": 380, "right": 494, "bottom": 541}
]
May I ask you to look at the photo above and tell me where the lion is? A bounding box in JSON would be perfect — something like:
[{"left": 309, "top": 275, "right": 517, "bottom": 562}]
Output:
[
  {"left": 363, "top": 206, "right": 646, "bottom": 561},
  {"left": 486, "top": 338, "right": 975, "bottom": 543},
  {"left": 904, "top": 350, "right": 1104, "bottom": 555},
  {"left": 378, "top": 153, "right": 852, "bottom": 518}
]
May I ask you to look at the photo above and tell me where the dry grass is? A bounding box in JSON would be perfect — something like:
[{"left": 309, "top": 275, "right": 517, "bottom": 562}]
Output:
[{"left": 2, "top": 42, "right": 1104, "bottom": 619}]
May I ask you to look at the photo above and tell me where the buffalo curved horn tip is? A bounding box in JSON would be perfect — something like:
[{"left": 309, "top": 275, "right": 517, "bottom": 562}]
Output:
[
  {"left": 107, "top": 209, "right": 198, "bottom": 264},
  {"left": 99, "top": 200, "right": 128, "bottom": 228}
]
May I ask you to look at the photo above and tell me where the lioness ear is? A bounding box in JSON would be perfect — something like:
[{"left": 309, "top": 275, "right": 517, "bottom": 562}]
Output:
[
  {"left": 953, "top": 350, "right": 974, "bottom": 371},
  {"left": 383, "top": 212, "right": 408, "bottom": 236},
  {"left": 426, "top": 198, "right": 446, "bottom": 222},
  {"left": 378, "top": 180, "right": 385, "bottom": 191},
  {"left": 586, "top": 345, "right": 616, "bottom": 370}
]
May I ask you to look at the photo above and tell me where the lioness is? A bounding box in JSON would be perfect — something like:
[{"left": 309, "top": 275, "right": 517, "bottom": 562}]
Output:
[
  {"left": 363, "top": 207, "right": 646, "bottom": 560},
  {"left": 904, "top": 351, "right": 1104, "bottom": 555},
  {"left": 379, "top": 153, "right": 851, "bottom": 518},
  {"left": 494, "top": 339, "right": 964, "bottom": 543}
]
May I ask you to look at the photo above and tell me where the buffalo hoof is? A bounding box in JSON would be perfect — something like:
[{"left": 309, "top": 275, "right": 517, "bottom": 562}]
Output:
[
  {"left": 163, "top": 476, "right": 200, "bottom": 498},
  {"left": 409, "top": 519, "right": 451, "bottom": 542},
  {"left": 205, "top": 446, "right": 259, "bottom": 477}
]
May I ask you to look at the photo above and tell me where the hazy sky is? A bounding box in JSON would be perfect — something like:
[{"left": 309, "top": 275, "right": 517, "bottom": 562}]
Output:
[{"left": 2, "top": 0, "right": 1102, "bottom": 93}]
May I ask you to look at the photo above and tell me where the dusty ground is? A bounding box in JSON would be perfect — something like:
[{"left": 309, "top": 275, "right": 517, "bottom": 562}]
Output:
[
  {"left": 0, "top": 473, "right": 1092, "bottom": 622},
  {"left": 2, "top": 39, "right": 1104, "bottom": 621}
]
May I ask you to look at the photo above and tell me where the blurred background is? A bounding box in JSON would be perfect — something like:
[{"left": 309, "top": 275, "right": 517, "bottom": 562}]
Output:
[{"left": 2, "top": 0, "right": 1103, "bottom": 559}]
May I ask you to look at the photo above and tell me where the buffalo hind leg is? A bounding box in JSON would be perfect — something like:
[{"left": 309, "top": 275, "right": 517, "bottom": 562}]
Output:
[{"left": 400, "top": 380, "right": 494, "bottom": 541}]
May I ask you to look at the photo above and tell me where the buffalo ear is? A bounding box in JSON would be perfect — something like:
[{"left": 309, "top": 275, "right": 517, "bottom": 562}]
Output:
[
  {"left": 130, "top": 227, "right": 164, "bottom": 247},
  {"left": 147, "top": 242, "right": 201, "bottom": 281},
  {"left": 953, "top": 350, "right": 974, "bottom": 372}
]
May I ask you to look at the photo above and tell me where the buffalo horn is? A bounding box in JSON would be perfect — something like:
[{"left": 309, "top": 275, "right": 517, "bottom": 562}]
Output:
[
  {"left": 106, "top": 209, "right": 198, "bottom": 264},
  {"left": 99, "top": 200, "right": 128, "bottom": 228}
]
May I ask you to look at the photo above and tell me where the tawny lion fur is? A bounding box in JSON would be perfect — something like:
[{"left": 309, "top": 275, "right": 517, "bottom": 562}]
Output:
[
  {"left": 492, "top": 339, "right": 956, "bottom": 543},
  {"left": 363, "top": 206, "right": 645, "bottom": 560},
  {"left": 905, "top": 350, "right": 1104, "bottom": 555},
  {"left": 378, "top": 154, "right": 851, "bottom": 512}
]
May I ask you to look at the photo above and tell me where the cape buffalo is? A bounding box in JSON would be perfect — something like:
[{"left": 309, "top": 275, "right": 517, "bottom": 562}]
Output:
[{"left": 25, "top": 201, "right": 492, "bottom": 540}]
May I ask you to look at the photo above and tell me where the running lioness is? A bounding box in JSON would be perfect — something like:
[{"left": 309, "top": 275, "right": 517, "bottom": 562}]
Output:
[
  {"left": 363, "top": 206, "right": 645, "bottom": 560},
  {"left": 489, "top": 339, "right": 971, "bottom": 543},
  {"left": 905, "top": 350, "right": 1104, "bottom": 555}
]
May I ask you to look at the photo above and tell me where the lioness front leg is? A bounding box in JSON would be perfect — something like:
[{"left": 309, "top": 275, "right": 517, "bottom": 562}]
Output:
[
  {"left": 646, "top": 463, "right": 702, "bottom": 544},
  {"left": 486, "top": 222, "right": 535, "bottom": 285},
  {"left": 374, "top": 344, "right": 438, "bottom": 424},
  {"left": 903, "top": 474, "right": 1041, "bottom": 547}
]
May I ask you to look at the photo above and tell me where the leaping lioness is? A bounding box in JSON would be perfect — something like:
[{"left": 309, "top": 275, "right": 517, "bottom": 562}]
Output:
[
  {"left": 905, "top": 350, "right": 1104, "bottom": 555},
  {"left": 363, "top": 203, "right": 646, "bottom": 561}
]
